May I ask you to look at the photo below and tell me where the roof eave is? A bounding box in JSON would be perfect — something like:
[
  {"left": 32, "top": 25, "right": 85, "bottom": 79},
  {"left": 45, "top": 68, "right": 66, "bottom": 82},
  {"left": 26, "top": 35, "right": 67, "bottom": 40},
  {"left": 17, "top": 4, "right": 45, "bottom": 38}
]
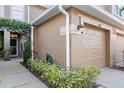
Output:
[
  {"left": 74, "top": 5, "right": 124, "bottom": 30},
  {"left": 31, "top": 5, "right": 70, "bottom": 26},
  {"left": 32, "top": 5, "right": 124, "bottom": 30}
]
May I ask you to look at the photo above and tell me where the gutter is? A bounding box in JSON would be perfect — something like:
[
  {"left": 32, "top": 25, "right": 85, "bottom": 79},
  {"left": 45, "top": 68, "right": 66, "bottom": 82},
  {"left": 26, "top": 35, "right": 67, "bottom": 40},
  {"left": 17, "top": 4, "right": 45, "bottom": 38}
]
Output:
[{"left": 59, "top": 5, "right": 70, "bottom": 71}]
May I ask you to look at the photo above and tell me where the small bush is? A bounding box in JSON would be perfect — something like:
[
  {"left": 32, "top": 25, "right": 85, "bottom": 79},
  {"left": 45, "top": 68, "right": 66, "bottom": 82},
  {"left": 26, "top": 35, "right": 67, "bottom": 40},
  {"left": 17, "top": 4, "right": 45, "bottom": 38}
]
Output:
[
  {"left": 42, "top": 64, "right": 65, "bottom": 87},
  {"left": 27, "top": 58, "right": 65, "bottom": 87},
  {"left": 65, "top": 67, "right": 100, "bottom": 88},
  {"left": 27, "top": 58, "right": 100, "bottom": 88},
  {"left": 23, "top": 30, "right": 31, "bottom": 68}
]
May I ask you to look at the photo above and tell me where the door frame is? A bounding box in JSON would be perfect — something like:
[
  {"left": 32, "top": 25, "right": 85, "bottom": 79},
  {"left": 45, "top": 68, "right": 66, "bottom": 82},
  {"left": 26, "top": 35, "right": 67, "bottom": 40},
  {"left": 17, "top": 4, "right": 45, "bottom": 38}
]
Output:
[{"left": 10, "top": 38, "right": 18, "bottom": 57}]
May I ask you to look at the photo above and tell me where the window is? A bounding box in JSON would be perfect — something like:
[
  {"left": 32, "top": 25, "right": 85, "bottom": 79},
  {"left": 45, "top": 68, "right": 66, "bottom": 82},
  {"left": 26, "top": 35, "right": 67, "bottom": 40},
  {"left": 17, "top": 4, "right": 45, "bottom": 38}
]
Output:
[
  {"left": 114, "top": 5, "right": 124, "bottom": 18},
  {"left": 11, "top": 5, "right": 25, "bottom": 21}
]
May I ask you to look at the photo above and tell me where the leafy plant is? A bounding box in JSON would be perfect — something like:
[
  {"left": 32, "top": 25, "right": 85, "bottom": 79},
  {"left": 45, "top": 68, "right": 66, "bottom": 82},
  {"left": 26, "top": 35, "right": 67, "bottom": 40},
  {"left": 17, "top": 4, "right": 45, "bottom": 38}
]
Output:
[
  {"left": 2, "top": 48, "right": 10, "bottom": 61},
  {"left": 23, "top": 30, "right": 31, "bottom": 67},
  {"left": 42, "top": 64, "right": 65, "bottom": 87},
  {"left": 0, "top": 17, "right": 31, "bottom": 62},
  {"left": 66, "top": 67, "right": 100, "bottom": 88},
  {"left": 0, "top": 50, "right": 4, "bottom": 59},
  {"left": 46, "top": 54, "right": 53, "bottom": 64},
  {"left": 0, "top": 17, "right": 30, "bottom": 34},
  {"left": 27, "top": 58, "right": 100, "bottom": 88}
]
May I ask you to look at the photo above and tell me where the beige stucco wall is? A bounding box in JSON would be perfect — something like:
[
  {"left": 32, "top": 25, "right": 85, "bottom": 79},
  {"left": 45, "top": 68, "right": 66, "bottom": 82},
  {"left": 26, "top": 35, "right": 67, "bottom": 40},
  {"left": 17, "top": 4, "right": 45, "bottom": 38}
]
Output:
[
  {"left": 34, "top": 13, "right": 67, "bottom": 67},
  {"left": 69, "top": 7, "right": 124, "bottom": 68},
  {"left": 34, "top": 7, "right": 124, "bottom": 68}
]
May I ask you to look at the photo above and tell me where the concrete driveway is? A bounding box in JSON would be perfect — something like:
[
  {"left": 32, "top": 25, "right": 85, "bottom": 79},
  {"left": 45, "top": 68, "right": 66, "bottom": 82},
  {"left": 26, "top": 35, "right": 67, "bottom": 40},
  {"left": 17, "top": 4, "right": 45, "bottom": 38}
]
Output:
[
  {"left": 96, "top": 67, "right": 124, "bottom": 88},
  {"left": 0, "top": 58, "right": 47, "bottom": 88}
]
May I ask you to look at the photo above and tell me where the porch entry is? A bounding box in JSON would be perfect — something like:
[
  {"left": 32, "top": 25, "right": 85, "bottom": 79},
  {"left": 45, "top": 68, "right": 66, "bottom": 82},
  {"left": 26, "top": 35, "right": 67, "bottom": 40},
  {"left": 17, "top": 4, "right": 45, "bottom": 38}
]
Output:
[{"left": 10, "top": 33, "right": 18, "bottom": 57}]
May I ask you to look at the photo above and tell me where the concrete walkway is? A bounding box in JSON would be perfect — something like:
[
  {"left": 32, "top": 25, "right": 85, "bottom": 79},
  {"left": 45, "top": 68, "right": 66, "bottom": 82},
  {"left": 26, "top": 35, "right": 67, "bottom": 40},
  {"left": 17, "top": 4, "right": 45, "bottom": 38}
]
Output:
[
  {"left": 0, "top": 58, "right": 47, "bottom": 88},
  {"left": 96, "top": 68, "right": 124, "bottom": 88}
]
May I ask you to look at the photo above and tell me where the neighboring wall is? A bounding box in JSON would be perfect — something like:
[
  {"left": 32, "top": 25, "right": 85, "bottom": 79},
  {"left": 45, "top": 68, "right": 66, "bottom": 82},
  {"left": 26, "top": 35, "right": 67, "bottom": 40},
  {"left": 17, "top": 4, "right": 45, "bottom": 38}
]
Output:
[
  {"left": 0, "top": 5, "right": 46, "bottom": 23},
  {"left": 29, "top": 5, "right": 47, "bottom": 23},
  {"left": 4, "top": 5, "right": 10, "bottom": 18},
  {"left": 0, "top": 6, "right": 4, "bottom": 17},
  {"left": 34, "top": 13, "right": 66, "bottom": 67}
]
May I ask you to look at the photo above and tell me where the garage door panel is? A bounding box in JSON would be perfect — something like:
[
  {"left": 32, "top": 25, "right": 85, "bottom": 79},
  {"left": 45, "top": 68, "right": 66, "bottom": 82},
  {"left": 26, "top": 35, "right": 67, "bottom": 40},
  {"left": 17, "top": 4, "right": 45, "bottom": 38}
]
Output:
[
  {"left": 116, "top": 34, "right": 124, "bottom": 62},
  {"left": 82, "top": 25, "right": 106, "bottom": 68},
  {"left": 82, "top": 57, "right": 105, "bottom": 68}
]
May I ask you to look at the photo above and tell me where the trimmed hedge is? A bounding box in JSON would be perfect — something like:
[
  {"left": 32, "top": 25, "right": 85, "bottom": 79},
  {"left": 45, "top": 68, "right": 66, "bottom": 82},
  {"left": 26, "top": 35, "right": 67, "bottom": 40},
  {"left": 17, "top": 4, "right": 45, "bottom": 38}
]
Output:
[{"left": 27, "top": 58, "right": 100, "bottom": 88}]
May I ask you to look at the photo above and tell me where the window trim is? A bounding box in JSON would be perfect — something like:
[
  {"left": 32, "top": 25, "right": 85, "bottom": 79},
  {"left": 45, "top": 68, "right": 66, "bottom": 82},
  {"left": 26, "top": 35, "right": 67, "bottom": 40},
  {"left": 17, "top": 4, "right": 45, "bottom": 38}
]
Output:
[{"left": 10, "top": 5, "right": 25, "bottom": 21}]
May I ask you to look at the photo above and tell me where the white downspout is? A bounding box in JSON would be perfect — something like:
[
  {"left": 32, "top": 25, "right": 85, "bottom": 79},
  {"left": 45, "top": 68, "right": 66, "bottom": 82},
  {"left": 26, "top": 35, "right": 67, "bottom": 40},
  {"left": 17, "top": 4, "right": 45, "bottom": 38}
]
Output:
[
  {"left": 28, "top": 5, "right": 34, "bottom": 59},
  {"left": 59, "top": 5, "right": 70, "bottom": 71},
  {"left": 31, "top": 26, "right": 34, "bottom": 59}
]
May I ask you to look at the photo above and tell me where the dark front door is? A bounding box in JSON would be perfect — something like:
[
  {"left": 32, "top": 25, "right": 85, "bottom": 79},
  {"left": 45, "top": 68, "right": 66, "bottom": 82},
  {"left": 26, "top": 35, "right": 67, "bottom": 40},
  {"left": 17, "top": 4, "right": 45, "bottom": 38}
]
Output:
[
  {"left": 0, "top": 31, "right": 4, "bottom": 51},
  {"left": 10, "top": 38, "right": 18, "bottom": 57}
]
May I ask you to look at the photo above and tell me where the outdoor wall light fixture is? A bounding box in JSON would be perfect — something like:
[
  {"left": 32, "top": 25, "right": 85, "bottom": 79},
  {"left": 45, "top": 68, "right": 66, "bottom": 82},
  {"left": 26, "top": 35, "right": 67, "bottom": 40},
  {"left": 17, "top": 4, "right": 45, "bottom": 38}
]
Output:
[
  {"left": 77, "top": 25, "right": 84, "bottom": 30},
  {"left": 77, "top": 25, "right": 84, "bottom": 34},
  {"left": 10, "top": 34, "right": 18, "bottom": 38}
]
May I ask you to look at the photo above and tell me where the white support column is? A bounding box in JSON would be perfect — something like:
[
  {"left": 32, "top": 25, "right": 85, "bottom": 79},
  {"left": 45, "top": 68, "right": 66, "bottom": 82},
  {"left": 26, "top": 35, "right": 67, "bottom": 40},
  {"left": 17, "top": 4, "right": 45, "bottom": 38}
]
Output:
[{"left": 4, "top": 29, "right": 10, "bottom": 50}]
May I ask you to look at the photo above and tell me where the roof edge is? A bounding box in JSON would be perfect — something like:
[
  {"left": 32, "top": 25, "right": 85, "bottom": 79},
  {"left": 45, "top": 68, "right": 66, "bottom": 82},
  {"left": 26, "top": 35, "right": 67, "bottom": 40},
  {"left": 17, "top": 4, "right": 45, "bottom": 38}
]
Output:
[{"left": 32, "top": 5, "right": 124, "bottom": 30}]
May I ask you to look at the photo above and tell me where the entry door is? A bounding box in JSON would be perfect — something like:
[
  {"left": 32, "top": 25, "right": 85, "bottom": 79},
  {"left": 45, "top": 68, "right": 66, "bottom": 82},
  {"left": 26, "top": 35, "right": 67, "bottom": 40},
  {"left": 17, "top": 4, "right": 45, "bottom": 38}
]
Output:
[{"left": 10, "top": 38, "right": 18, "bottom": 57}]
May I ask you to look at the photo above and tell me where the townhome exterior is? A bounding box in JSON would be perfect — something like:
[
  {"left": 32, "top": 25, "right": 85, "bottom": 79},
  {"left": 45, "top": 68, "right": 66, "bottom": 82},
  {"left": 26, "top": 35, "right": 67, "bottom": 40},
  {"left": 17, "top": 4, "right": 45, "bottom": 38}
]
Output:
[
  {"left": 0, "top": 5, "right": 47, "bottom": 58},
  {"left": 32, "top": 5, "right": 124, "bottom": 69}
]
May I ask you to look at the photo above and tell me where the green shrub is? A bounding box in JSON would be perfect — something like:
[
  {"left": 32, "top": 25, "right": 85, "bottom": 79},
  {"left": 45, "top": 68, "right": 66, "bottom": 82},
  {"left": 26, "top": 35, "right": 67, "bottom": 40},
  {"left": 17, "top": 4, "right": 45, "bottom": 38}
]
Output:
[
  {"left": 46, "top": 54, "right": 53, "bottom": 64},
  {"left": 27, "top": 58, "right": 65, "bottom": 87},
  {"left": 42, "top": 64, "right": 65, "bottom": 87},
  {"left": 27, "top": 58, "right": 100, "bottom": 88},
  {"left": 23, "top": 32, "right": 31, "bottom": 67},
  {"left": 66, "top": 67, "right": 100, "bottom": 88}
]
